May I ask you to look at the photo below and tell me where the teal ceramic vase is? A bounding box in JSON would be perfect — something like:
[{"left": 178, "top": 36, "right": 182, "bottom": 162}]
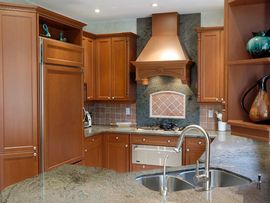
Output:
[{"left": 246, "top": 31, "right": 270, "bottom": 58}]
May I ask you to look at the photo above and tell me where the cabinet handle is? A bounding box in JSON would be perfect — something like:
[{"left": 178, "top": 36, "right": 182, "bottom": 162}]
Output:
[
  {"left": 142, "top": 138, "right": 146, "bottom": 142},
  {"left": 116, "top": 136, "right": 119, "bottom": 140},
  {"left": 186, "top": 148, "right": 190, "bottom": 152},
  {"left": 198, "top": 141, "right": 202, "bottom": 145},
  {"left": 167, "top": 140, "right": 171, "bottom": 143},
  {"left": 85, "top": 149, "right": 88, "bottom": 152},
  {"left": 125, "top": 144, "right": 128, "bottom": 148},
  {"left": 33, "top": 153, "right": 37, "bottom": 157}
]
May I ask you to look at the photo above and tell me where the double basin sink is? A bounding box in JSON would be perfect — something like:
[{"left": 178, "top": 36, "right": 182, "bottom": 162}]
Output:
[{"left": 136, "top": 167, "right": 252, "bottom": 192}]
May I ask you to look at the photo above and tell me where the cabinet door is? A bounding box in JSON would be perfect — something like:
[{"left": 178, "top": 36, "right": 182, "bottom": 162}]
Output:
[
  {"left": 111, "top": 37, "right": 127, "bottom": 100},
  {"left": 43, "top": 65, "right": 83, "bottom": 171},
  {"left": 105, "top": 134, "right": 129, "bottom": 173},
  {"left": 0, "top": 152, "right": 38, "bottom": 189},
  {"left": 0, "top": 10, "right": 37, "bottom": 154},
  {"left": 84, "top": 135, "right": 103, "bottom": 167},
  {"left": 184, "top": 149, "right": 205, "bottom": 165},
  {"left": 82, "top": 36, "right": 95, "bottom": 100},
  {"left": 95, "top": 38, "right": 111, "bottom": 100},
  {"left": 198, "top": 30, "right": 222, "bottom": 102}
]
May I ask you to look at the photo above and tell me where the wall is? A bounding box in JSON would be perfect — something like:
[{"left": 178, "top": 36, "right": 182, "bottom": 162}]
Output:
[
  {"left": 85, "top": 18, "right": 137, "bottom": 34},
  {"left": 201, "top": 10, "right": 224, "bottom": 27},
  {"left": 136, "top": 14, "right": 200, "bottom": 127}
]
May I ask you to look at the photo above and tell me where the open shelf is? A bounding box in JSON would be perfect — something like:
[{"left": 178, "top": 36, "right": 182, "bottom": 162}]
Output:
[
  {"left": 228, "top": 120, "right": 270, "bottom": 141},
  {"left": 228, "top": 57, "right": 270, "bottom": 65},
  {"left": 228, "top": 0, "right": 269, "bottom": 7}
]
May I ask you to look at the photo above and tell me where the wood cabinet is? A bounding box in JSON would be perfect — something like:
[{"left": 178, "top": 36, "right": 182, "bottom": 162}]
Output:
[
  {"left": 95, "top": 33, "right": 136, "bottom": 101},
  {"left": 183, "top": 138, "right": 206, "bottom": 165},
  {"left": 104, "top": 133, "right": 130, "bottom": 173},
  {"left": 197, "top": 27, "right": 225, "bottom": 104},
  {"left": 42, "top": 39, "right": 84, "bottom": 171},
  {"left": 225, "top": 0, "right": 270, "bottom": 141},
  {"left": 82, "top": 32, "right": 95, "bottom": 101},
  {"left": 84, "top": 134, "right": 103, "bottom": 167},
  {"left": 0, "top": 6, "right": 38, "bottom": 190}
]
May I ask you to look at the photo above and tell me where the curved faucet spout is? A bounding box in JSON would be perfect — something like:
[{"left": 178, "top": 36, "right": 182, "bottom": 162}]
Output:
[{"left": 174, "top": 124, "right": 211, "bottom": 191}]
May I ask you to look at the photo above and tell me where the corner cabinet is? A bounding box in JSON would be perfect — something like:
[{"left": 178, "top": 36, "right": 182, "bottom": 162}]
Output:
[
  {"left": 95, "top": 33, "right": 136, "bottom": 101},
  {"left": 82, "top": 32, "right": 95, "bottom": 101},
  {"left": 0, "top": 6, "right": 38, "bottom": 190},
  {"left": 197, "top": 27, "right": 225, "bottom": 104}
]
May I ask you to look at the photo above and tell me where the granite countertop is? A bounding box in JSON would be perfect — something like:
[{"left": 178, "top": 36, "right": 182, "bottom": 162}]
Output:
[
  {"left": 1, "top": 131, "right": 270, "bottom": 203},
  {"left": 84, "top": 125, "right": 219, "bottom": 138}
]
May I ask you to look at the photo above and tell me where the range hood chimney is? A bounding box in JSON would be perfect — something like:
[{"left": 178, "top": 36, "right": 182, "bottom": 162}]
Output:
[{"left": 132, "top": 12, "right": 192, "bottom": 85}]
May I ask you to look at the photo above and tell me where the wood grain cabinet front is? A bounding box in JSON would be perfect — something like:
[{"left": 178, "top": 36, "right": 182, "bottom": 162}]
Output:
[
  {"left": 84, "top": 135, "right": 103, "bottom": 167},
  {"left": 95, "top": 34, "right": 136, "bottom": 101},
  {"left": 104, "top": 133, "right": 130, "bottom": 173},
  {"left": 197, "top": 27, "right": 225, "bottom": 104}
]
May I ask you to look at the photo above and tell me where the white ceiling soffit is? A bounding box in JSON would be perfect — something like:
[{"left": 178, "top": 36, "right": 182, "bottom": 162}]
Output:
[{"left": 22, "top": 0, "right": 223, "bottom": 22}]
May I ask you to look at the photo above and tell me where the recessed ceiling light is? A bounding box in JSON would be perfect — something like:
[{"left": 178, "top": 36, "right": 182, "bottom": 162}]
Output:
[
  {"left": 94, "top": 9, "right": 100, "bottom": 13},
  {"left": 152, "top": 3, "right": 158, "bottom": 7}
]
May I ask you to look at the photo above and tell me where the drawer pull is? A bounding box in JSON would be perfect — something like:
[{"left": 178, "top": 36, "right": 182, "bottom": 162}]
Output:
[
  {"left": 198, "top": 141, "right": 202, "bottom": 145},
  {"left": 167, "top": 140, "right": 171, "bottom": 143},
  {"left": 85, "top": 149, "right": 88, "bottom": 152},
  {"left": 33, "top": 146, "right": 37, "bottom": 151},
  {"left": 186, "top": 148, "right": 190, "bottom": 152},
  {"left": 142, "top": 165, "right": 145, "bottom": 168},
  {"left": 116, "top": 137, "right": 119, "bottom": 140},
  {"left": 33, "top": 153, "right": 37, "bottom": 157},
  {"left": 125, "top": 144, "right": 128, "bottom": 148},
  {"left": 142, "top": 138, "right": 146, "bottom": 142}
]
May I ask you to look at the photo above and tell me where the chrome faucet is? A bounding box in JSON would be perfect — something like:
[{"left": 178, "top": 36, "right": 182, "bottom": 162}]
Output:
[
  {"left": 174, "top": 125, "right": 211, "bottom": 191},
  {"left": 160, "top": 154, "right": 169, "bottom": 196}
]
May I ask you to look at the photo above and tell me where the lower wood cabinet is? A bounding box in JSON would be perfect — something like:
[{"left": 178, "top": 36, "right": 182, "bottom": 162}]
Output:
[
  {"left": 183, "top": 137, "right": 206, "bottom": 165},
  {"left": 131, "top": 163, "right": 161, "bottom": 172},
  {"left": 105, "top": 133, "right": 130, "bottom": 173},
  {"left": 84, "top": 134, "right": 103, "bottom": 167}
]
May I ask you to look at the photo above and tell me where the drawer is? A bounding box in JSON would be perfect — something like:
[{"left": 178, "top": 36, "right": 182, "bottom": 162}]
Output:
[
  {"left": 85, "top": 134, "right": 103, "bottom": 146},
  {"left": 131, "top": 134, "right": 178, "bottom": 147},
  {"left": 107, "top": 133, "right": 129, "bottom": 143},
  {"left": 185, "top": 138, "right": 206, "bottom": 150},
  {"left": 131, "top": 164, "right": 161, "bottom": 172}
]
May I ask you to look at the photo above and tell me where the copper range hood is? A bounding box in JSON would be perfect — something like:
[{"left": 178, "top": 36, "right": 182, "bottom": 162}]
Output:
[{"left": 132, "top": 12, "right": 192, "bottom": 85}]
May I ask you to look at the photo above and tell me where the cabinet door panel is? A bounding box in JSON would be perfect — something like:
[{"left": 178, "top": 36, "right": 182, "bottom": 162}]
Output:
[
  {"left": 184, "top": 150, "right": 204, "bottom": 165},
  {"left": 106, "top": 142, "right": 129, "bottom": 173},
  {"left": 95, "top": 38, "right": 111, "bottom": 100},
  {"left": 1, "top": 152, "right": 38, "bottom": 189},
  {"left": 111, "top": 37, "right": 127, "bottom": 100},
  {"left": 84, "top": 135, "right": 103, "bottom": 167},
  {"left": 199, "top": 30, "right": 221, "bottom": 102},
  {"left": 44, "top": 65, "right": 83, "bottom": 171},
  {"left": 0, "top": 10, "right": 37, "bottom": 153},
  {"left": 83, "top": 37, "right": 95, "bottom": 100}
]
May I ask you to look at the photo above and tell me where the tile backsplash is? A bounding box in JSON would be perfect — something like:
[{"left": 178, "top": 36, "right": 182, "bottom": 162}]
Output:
[
  {"left": 85, "top": 102, "right": 136, "bottom": 125},
  {"left": 200, "top": 103, "right": 223, "bottom": 130}
]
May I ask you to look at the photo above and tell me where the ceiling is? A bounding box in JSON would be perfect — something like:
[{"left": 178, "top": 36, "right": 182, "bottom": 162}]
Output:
[{"left": 17, "top": 0, "right": 224, "bottom": 23}]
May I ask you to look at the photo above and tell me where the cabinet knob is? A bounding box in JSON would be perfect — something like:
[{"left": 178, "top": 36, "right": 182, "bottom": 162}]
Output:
[
  {"left": 142, "top": 138, "right": 146, "bottom": 142},
  {"left": 167, "top": 140, "right": 171, "bottom": 143},
  {"left": 33, "top": 146, "right": 37, "bottom": 151},
  {"left": 125, "top": 144, "right": 128, "bottom": 148},
  {"left": 220, "top": 98, "right": 224, "bottom": 101},
  {"left": 33, "top": 153, "right": 37, "bottom": 157},
  {"left": 107, "top": 97, "right": 110, "bottom": 100},
  {"left": 198, "top": 141, "right": 202, "bottom": 145},
  {"left": 87, "top": 97, "right": 90, "bottom": 99},
  {"left": 186, "top": 148, "right": 190, "bottom": 152},
  {"left": 142, "top": 165, "right": 145, "bottom": 168},
  {"left": 116, "top": 136, "right": 119, "bottom": 140},
  {"left": 112, "top": 97, "right": 115, "bottom": 100},
  {"left": 85, "top": 149, "right": 88, "bottom": 152},
  {"left": 215, "top": 98, "right": 219, "bottom": 101},
  {"left": 92, "top": 138, "right": 95, "bottom": 142}
]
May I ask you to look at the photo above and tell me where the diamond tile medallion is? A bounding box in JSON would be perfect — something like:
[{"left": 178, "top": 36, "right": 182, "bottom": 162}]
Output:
[{"left": 150, "top": 91, "right": 185, "bottom": 119}]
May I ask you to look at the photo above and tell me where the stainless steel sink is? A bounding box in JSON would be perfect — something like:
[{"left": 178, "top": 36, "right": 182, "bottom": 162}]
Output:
[
  {"left": 136, "top": 174, "right": 194, "bottom": 192},
  {"left": 136, "top": 168, "right": 252, "bottom": 192},
  {"left": 177, "top": 168, "right": 252, "bottom": 188}
]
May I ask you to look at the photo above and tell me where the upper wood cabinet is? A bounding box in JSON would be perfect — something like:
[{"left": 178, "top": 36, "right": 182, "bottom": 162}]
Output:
[
  {"left": 0, "top": 7, "right": 38, "bottom": 190},
  {"left": 95, "top": 33, "right": 136, "bottom": 101},
  {"left": 197, "top": 27, "right": 225, "bottom": 104},
  {"left": 82, "top": 32, "right": 95, "bottom": 101}
]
